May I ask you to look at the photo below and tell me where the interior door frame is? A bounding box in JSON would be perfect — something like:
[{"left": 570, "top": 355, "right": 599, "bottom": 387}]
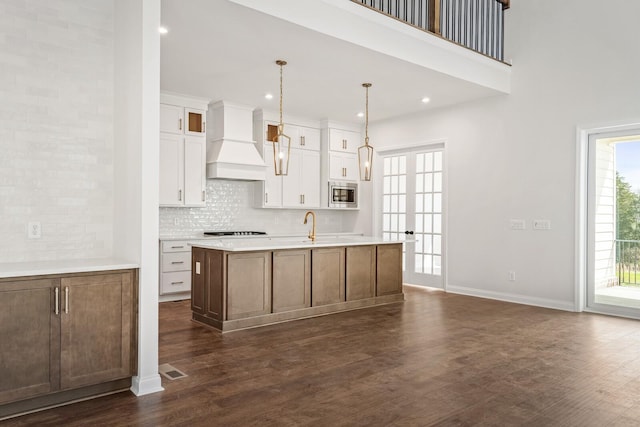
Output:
[
  {"left": 576, "top": 120, "right": 640, "bottom": 318},
  {"left": 374, "top": 140, "right": 448, "bottom": 290}
]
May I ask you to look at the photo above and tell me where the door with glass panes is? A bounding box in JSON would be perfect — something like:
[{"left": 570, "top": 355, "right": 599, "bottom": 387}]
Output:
[{"left": 381, "top": 147, "right": 444, "bottom": 288}]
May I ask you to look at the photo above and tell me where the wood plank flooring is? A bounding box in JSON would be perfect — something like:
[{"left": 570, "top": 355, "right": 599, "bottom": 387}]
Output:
[{"left": 4, "top": 286, "right": 640, "bottom": 426}]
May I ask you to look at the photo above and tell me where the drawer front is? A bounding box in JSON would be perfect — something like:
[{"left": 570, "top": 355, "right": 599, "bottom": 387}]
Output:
[
  {"left": 161, "top": 271, "right": 191, "bottom": 294},
  {"left": 162, "top": 252, "right": 191, "bottom": 272},
  {"left": 162, "top": 240, "right": 191, "bottom": 252}
]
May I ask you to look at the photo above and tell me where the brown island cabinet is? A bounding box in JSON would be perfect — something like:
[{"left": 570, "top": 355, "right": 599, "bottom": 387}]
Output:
[{"left": 190, "top": 242, "right": 404, "bottom": 332}]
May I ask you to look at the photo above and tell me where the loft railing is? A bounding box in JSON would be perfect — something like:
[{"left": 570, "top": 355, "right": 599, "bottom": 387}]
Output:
[{"left": 352, "top": 0, "right": 510, "bottom": 62}]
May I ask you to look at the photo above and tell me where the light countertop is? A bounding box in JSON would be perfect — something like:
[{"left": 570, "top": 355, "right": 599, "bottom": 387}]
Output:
[
  {"left": 0, "top": 258, "right": 139, "bottom": 279},
  {"left": 189, "top": 235, "right": 409, "bottom": 252},
  {"left": 159, "top": 232, "right": 363, "bottom": 241}
]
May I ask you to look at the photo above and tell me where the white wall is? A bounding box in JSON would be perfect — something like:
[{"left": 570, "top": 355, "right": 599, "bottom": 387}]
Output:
[
  {"left": 366, "top": 0, "right": 640, "bottom": 309},
  {"left": 0, "top": 0, "right": 115, "bottom": 262}
]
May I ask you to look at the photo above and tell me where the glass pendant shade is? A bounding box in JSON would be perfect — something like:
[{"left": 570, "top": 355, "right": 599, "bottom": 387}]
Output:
[
  {"left": 358, "top": 82, "right": 374, "bottom": 182},
  {"left": 358, "top": 142, "right": 374, "bottom": 181},
  {"left": 272, "top": 130, "right": 291, "bottom": 176}
]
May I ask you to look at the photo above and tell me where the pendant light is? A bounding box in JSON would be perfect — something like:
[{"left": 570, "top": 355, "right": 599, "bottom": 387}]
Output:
[
  {"left": 272, "top": 59, "right": 291, "bottom": 176},
  {"left": 358, "top": 83, "right": 374, "bottom": 181}
]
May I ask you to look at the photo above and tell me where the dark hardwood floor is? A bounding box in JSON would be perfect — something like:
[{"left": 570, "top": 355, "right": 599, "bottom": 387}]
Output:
[{"left": 4, "top": 286, "right": 640, "bottom": 426}]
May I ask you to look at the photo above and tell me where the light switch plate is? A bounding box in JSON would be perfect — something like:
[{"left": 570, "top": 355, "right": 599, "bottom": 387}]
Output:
[{"left": 28, "top": 221, "right": 41, "bottom": 239}]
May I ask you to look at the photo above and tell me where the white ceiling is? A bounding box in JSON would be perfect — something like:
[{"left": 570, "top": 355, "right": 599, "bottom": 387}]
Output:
[{"left": 160, "top": 0, "right": 502, "bottom": 124}]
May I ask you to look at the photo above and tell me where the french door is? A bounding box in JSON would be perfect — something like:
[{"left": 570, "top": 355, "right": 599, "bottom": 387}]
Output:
[
  {"left": 587, "top": 129, "right": 640, "bottom": 317},
  {"left": 380, "top": 146, "right": 445, "bottom": 288}
]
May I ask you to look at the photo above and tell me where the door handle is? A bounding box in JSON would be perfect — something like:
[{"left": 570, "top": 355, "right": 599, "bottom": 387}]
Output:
[{"left": 404, "top": 231, "right": 414, "bottom": 235}]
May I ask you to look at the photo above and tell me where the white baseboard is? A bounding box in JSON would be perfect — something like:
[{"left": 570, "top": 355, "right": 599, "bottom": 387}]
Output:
[
  {"left": 446, "top": 285, "right": 576, "bottom": 312},
  {"left": 130, "top": 374, "right": 164, "bottom": 396}
]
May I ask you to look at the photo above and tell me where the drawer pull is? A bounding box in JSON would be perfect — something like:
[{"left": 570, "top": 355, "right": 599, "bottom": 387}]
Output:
[
  {"left": 171, "top": 281, "right": 184, "bottom": 285},
  {"left": 171, "top": 261, "right": 184, "bottom": 264},
  {"left": 171, "top": 246, "right": 184, "bottom": 249}
]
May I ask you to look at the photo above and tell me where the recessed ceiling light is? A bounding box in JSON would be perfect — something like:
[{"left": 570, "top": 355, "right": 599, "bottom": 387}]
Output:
[
  {"left": 357, "top": 112, "right": 364, "bottom": 118},
  {"left": 265, "top": 93, "right": 273, "bottom": 100},
  {"left": 158, "top": 26, "right": 168, "bottom": 34},
  {"left": 421, "top": 97, "right": 430, "bottom": 104}
]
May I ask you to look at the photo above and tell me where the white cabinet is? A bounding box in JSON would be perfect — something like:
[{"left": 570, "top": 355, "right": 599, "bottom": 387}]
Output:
[
  {"left": 282, "top": 150, "right": 320, "bottom": 208},
  {"left": 329, "top": 151, "right": 359, "bottom": 181},
  {"left": 160, "top": 94, "right": 208, "bottom": 207},
  {"left": 329, "top": 128, "right": 360, "bottom": 153},
  {"left": 159, "top": 239, "right": 206, "bottom": 300},
  {"left": 160, "top": 104, "right": 184, "bottom": 134},
  {"left": 159, "top": 135, "right": 205, "bottom": 207},
  {"left": 253, "top": 111, "right": 321, "bottom": 209}
]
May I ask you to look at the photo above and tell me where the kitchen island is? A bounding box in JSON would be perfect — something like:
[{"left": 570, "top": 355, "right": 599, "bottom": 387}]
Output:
[{"left": 189, "top": 236, "right": 405, "bottom": 332}]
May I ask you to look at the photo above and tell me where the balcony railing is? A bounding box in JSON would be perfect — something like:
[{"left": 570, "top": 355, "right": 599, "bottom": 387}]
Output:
[
  {"left": 617, "top": 239, "right": 640, "bottom": 286},
  {"left": 352, "top": 0, "right": 509, "bottom": 62}
]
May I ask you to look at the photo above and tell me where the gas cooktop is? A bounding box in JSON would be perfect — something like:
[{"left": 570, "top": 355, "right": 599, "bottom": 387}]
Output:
[{"left": 203, "top": 231, "right": 267, "bottom": 236}]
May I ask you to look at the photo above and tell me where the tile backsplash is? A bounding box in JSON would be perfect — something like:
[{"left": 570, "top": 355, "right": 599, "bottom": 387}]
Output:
[
  {"left": 160, "top": 180, "right": 357, "bottom": 237},
  {"left": 0, "top": 0, "right": 114, "bottom": 263}
]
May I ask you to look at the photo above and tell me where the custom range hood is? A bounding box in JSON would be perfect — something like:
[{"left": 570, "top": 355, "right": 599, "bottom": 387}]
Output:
[{"left": 206, "top": 100, "right": 266, "bottom": 181}]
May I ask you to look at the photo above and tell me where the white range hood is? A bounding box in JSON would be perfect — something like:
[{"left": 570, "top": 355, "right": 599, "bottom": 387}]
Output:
[{"left": 206, "top": 100, "right": 266, "bottom": 181}]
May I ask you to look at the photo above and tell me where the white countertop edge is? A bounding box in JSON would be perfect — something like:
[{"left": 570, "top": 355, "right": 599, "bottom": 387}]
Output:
[
  {"left": 0, "top": 258, "right": 139, "bottom": 279},
  {"left": 189, "top": 237, "right": 410, "bottom": 252},
  {"left": 159, "top": 232, "right": 364, "bottom": 241}
]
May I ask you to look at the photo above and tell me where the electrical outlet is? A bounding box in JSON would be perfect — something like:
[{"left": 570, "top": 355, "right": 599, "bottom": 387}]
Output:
[
  {"left": 508, "top": 271, "right": 516, "bottom": 281},
  {"left": 28, "top": 221, "right": 42, "bottom": 239},
  {"left": 533, "top": 219, "right": 551, "bottom": 230}
]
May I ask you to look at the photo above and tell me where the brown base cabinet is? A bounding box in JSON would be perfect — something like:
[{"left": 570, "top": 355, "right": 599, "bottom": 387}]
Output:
[
  {"left": 192, "top": 244, "right": 404, "bottom": 332},
  {"left": 311, "top": 247, "right": 345, "bottom": 306},
  {"left": 0, "top": 270, "right": 137, "bottom": 419},
  {"left": 273, "top": 249, "right": 311, "bottom": 312}
]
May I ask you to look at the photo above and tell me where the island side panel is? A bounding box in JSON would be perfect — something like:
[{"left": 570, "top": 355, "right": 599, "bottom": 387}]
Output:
[
  {"left": 191, "top": 247, "right": 205, "bottom": 315},
  {"left": 273, "top": 249, "right": 311, "bottom": 313},
  {"left": 311, "top": 247, "right": 346, "bottom": 306},
  {"left": 226, "top": 252, "right": 272, "bottom": 320},
  {"left": 346, "top": 245, "right": 376, "bottom": 301},
  {"left": 205, "top": 249, "right": 224, "bottom": 321},
  {"left": 376, "top": 244, "right": 403, "bottom": 296}
]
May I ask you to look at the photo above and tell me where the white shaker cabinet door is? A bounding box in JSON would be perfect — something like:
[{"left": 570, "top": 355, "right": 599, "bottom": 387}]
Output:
[
  {"left": 183, "top": 136, "right": 206, "bottom": 206},
  {"left": 301, "top": 150, "right": 320, "bottom": 207},
  {"left": 160, "top": 104, "right": 184, "bottom": 135},
  {"left": 159, "top": 134, "right": 184, "bottom": 206}
]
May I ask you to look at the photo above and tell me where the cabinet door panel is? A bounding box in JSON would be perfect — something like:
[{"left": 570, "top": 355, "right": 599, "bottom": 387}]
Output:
[
  {"left": 342, "top": 129, "right": 360, "bottom": 153},
  {"left": 227, "top": 252, "right": 271, "bottom": 320},
  {"left": 329, "top": 128, "right": 344, "bottom": 152},
  {"left": 343, "top": 153, "right": 359, "bottom": 181},
  {"left": 377, "top": 244, "right": 403, "bottom": 296},
  {"left": 299, "top": 126, "right": 321, "bottom": 151},
  {"left": 185, "top": 108, "right": 205, "bottom": 136},
  {"left": 160, "top": 104, "right": 184, "bottom": 134},
  {"left": 282, "top": 149, "right": 303, "bottom": 208},
  {"left": 302, "top": 151, "right": 320, "bottom": 207},
  {"left": 262, "top": 143, "right": 283, "bottom": 207},
  {"left": 346, "top": 246, "right": 376, "bottom": 301},
  {"left": 204, "top": 249, "right": 224, "bottom": 320},
  {"left": 183, "top": 136, "right": 206, "bottom": 206},
  {"left": 0, "top": 279, "right": 59, "bottom": 404},
  {"left": 273, "top": 250, "right": 311, "bottom": 312},
  {"left": 60, "top": 273, "right": 133, "bottom": 390},
  {"left": 159, "top": 134, "right": 184, "bottom": 206},
  {"left": 311, "top": 247, "right": 345, "bottom": 306}
]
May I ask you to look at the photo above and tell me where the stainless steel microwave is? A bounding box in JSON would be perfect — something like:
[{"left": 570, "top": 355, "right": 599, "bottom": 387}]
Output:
[{"left": 329, "top": 182, "right": 358, "bottom": 208}]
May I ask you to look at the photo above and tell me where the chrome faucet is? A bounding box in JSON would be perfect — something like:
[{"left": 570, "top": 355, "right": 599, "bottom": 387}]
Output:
[{"left": 303, "top": 211, "right": 316, "bottom": 242}]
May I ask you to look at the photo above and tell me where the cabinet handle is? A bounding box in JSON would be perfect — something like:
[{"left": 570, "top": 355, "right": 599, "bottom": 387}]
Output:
[
  {"left": 301, "top": 136, "right": 305, "bottom": 146},
  {"left": 202, "top": 190, "right": 206, "bottom": 202},
  {"left": 64, "top": 286, "right": 69, "bottom": 314},
  {"left": 171, "top": 245, "right": 184, "bottom": 249},
  {"left": 54, "top": 287, "right": 59, "bottom": 315},
  {"left": 178, "top": 189, "right": 182, "bottom": 201},
  {"left": 203, "top": 122, "right": 206, "bottom": 132},
  {"left": 343, "top": 139, "right": 347, "bottom": 150},
  {"left": 171, "top": 261, "right": 184, "bottom": 264},
  {"left": 302, "top": 194, "right": 305, "bottom": 204},
  {"left": 265, "top": 193, "right": 268, "bottom": 204},
  {"left": 179, "top": 118, "right": 182, "bottom": 131},
  {"left": 171, "top": 281, "right": 184, "bottom": 285}
]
